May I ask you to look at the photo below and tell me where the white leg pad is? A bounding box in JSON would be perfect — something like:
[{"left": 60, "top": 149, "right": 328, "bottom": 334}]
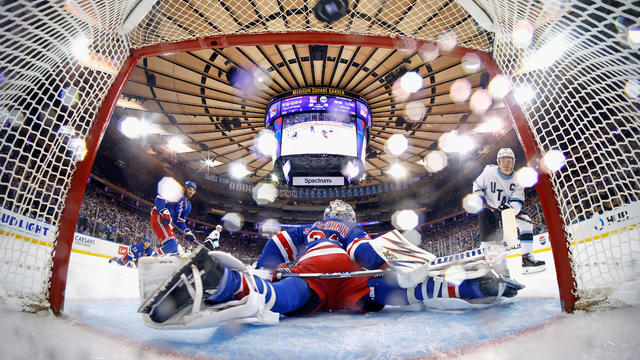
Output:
[{"left": 142, "top": 252, "right": 280, "bottom": 329}]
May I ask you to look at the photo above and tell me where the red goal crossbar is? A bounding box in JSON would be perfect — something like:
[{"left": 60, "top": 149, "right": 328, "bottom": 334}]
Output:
[{"left": 49, "top": 32, "right": 578, "bottom": 315}]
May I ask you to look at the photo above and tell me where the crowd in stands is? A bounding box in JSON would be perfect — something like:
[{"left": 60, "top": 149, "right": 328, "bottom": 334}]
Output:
[
  {"left": 77, "top": 180, "right": 267, "bottom": 261},
  {"left": 77, "top": 178, "right": 547, "bottom": 261}
]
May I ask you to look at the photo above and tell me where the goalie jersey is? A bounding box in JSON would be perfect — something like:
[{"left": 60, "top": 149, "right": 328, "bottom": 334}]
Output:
[
  {"left": 473, "top": 165, "right": 525, "bottom": 214},
  {"left": 256, "top": 218, "right": 384, "bottom": 271}
]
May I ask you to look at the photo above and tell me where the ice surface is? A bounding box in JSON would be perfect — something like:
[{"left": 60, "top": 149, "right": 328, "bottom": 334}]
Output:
[{"left": 0, "top": 250, "right": 638, "bottom": 360}]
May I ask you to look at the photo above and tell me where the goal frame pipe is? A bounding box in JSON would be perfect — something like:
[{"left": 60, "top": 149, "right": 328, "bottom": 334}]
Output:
[
  {"left": 482, "top": 58, "right": 578, "bottom": 313},
  {"left": 50, "top": 31, "right": 574, "bottom": 314}
]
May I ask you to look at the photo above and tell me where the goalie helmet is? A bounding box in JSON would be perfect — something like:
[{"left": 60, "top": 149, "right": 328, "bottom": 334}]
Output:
[
  {"left": 496, "top": 148, "right": 515, "bottom": 163},
  {"left": 324, "top": 199, "right": 356, "bottom": 223}
]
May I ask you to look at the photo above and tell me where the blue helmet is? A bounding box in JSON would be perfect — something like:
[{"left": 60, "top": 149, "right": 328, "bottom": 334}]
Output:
[{"left": 185, "top": 181, "right": 197, "bottom": 191}]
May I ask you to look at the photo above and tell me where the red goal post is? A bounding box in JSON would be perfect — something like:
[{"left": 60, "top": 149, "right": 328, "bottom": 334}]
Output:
[
  {"left": 51, "top": 32, "right": 576, "bottom": 314},
  {"left": 1, "top": 1, "right": 637, "bottom": 316}
]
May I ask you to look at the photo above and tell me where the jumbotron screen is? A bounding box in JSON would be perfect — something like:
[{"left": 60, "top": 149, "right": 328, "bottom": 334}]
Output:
[{"left": 266, "top": 94, "right": 371, "bottom": 159}]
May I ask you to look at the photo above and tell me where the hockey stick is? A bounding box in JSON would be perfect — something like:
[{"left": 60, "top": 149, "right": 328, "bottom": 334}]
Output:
[
  {"left": 485, "top": 205, "right": 548, "bottom": 230},
  {"left": 277, "top": 248, "right": 492, "bottom": 280},
  {"left": 275, "top": 266, "right": 491, "bottom": 280}
]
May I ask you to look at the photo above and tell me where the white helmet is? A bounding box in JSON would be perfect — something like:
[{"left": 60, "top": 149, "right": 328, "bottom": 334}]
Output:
[
  {"left": 497, "top": 148, "right": 515, "bottom": 163},
  {"left": 216, "top": 225, "right": 223, "bottom": 231},
  {"left": 324, "top": 199, "right": 356, "bottom": 223}
]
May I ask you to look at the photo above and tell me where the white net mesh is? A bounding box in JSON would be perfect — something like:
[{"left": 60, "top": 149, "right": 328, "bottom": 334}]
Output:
[
  {"left": 0, "top": 1, "right": 131, "bottom": 310},
  {"left": 0, "top": 0, "right": 638, "bottom": 311},
  {"left": 484, "top": 0, "right": 640, "bottom": 303}
]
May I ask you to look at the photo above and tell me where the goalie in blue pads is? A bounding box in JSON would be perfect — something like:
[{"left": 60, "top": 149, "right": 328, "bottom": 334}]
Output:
[{"left": 138, "top": 200, "right": 523, "bottom": 329}]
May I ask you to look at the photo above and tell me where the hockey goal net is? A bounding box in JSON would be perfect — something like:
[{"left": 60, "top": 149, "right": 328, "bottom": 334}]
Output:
[{"left": 0, "top": 0, "right": 637, "bottom": 313}]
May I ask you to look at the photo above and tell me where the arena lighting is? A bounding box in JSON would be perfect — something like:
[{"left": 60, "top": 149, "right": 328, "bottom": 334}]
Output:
[
  {"left": 252, "top": 183, "right": 278, "bottom": 205},
  {"left": 222, "top": 212, "right": 244, "bottom": 232},
  {"left": 512, "top": 19, "right": 534, "bottom": 48},
  {"left": 402, "top": 229, "right": 422, "bottom": 246},
  {"left": 119, "top": 116, "right": 142, "bottom": 139},
  {"left": 462, "top": 193, "right": 484, "bottom": 213},
  {"left": 229, "top": 162, "right": 250, "bottom": 179},
  {"left": 313, "top": 0, "right": 349, "bottom": 23},
  {"left": 469, "top": 89, "right": 493, "bottom": 114},
  {"left": 513, "top": 84, "right": 536, "bottom": 105},
  {"left": 473, "top": 116, "right": 504, "bottom": 133},
  {"left": 67, "top": 137, "right": 87, "bottom": 162},
  {"left": 386, "top": 134, "right": 408, "bottom": 156},
  {"left": 399, "top": 71, "right": 423, "bottom": 93},
  {"left": 540, "top": 150, "right": 567, "bottom": 173},
  {"left": 388, "top": 162, "right": 406, "bottom": 178},
  {"left": 520, "top": 35, "right": 570, "bottom": 73},
  {"left": 261, "top": 219, "right": 281, "bottom": 233},
  {"left": 424, "top": 150, "right": 448, "bottom": 172},
  {"left": 58, "top": 86, "right": 80, "bottom": 107},
  {"left": 392, "top": 209, "right": 419, "bottom": 230},
  {"left": 516, "top": 166, "right": 539, "bottom": 187},
  {"left": 157, "top": 177, "right": 183, "bottom": 202},
  {"left": 488, "top": 74, "right": 512, "bottom": 99},
  {"left": 255, "top": 130, "right": 277, "bottom": 157},
  {"left": 71, "top": 35, "right": 90, "bottom": 62}
]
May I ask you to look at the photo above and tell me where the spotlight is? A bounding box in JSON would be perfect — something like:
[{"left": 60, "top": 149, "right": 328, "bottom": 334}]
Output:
[{"left": 313, "top": 0, "right": 349, "bottom": 23}]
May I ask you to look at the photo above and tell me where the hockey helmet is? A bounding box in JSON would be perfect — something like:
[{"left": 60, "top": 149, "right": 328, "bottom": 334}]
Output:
[
  {"left": 184, "top": 181, "right": 197, "bottom": 191},
  {"left": 324, "top": 199, "right": 356, "bottom": 223},
  {"left": 496, "top": 148, "right": 515, "bottom": 163},
  {"left": 216, "top": 224, "right": 223, "bottom": 231}
]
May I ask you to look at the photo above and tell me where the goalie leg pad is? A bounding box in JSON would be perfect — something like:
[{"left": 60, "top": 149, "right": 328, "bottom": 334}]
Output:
[
  {"left": 138, "top": 247, "right": 225, "bottom": 323},
  {"left": 139, "top": 249, "right": 280, "bottom": 329}
]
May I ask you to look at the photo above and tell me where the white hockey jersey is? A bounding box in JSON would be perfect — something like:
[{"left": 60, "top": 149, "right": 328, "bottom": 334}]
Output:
[
  {"left": 206, "top": 229, "right": 221, "bottom": 248},
  {"left": 473, "top": 165, "right": 525, "bottom": 214}
]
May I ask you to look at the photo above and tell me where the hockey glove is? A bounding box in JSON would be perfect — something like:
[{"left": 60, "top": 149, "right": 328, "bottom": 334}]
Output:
[
  {"left": 184, "top": 230, "right": 196, "bottom": 243},
  {"left": 271, "top": 263, "right": 295, "bottom": 282},
  {"left": 497, "top": 203, "right": 511, "bottom": 211},
  {"left": 160, "top": 209, "right": 172, "bottom": 225}
]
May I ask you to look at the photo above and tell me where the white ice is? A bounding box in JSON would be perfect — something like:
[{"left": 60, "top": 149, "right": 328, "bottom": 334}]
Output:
[{"left": 0, "top": 250, "right": 638, "bottom": 360}]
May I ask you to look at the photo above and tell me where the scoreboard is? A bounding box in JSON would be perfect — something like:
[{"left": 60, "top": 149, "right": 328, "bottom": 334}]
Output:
[{"left": 265, "top": 89, "right": 371, "bottom": 186}]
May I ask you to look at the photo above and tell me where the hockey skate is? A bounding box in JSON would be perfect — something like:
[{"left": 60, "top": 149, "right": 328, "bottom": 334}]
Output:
[
  {"left": 478, "top": 272, "right": 525, "bottom": 299},
  {"left": 521, "top": 253, "right": 546, "bottom": 274},
  {"left": 138, "top": 246, "right": 224, "bottom": 324}
]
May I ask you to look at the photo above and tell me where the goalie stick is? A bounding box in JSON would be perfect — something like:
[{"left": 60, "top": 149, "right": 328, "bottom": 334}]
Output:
[
  {"left": 277, "top": 247, "right": 492, "bottom": 280},
  {"left": 485, "top": 205, "right": 548, "bottom": 230}
]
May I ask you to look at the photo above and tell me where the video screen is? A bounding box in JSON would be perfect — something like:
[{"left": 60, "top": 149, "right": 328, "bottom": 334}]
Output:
[
  {"left": 266, "top": 95, "right": 370, "bottom": 128},
  {"left": 280, "top": 112, "right": 357, "bottom": 157}
]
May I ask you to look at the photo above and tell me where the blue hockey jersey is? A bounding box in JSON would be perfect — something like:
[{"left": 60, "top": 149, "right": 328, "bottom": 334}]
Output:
[
  {"left": 256, "top": 218, "right": 384, "bottom": 270},
  {"left": 128, "top": 242, "right": 153, "bottom": 260},
  {"left": 153, "top": 195, "right": 192, "bottom": 232}
]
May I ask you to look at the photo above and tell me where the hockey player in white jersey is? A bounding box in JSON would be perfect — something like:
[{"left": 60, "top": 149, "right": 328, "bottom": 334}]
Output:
[
  {"left": 204, "top": 225, "right": 223, "bottom": 250},
  {"left": 473, "top": 148, "right": 545, "bottom": 275}
]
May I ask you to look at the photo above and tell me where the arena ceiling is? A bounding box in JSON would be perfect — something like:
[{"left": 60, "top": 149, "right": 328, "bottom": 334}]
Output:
[{"left": 115, "top": 42, "right": 512, "bottom": 185}]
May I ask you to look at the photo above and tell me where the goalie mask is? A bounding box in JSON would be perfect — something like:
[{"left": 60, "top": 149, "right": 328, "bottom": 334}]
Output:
[{"left": 324, "top": 200, "right": 356, "bottom": 223}]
